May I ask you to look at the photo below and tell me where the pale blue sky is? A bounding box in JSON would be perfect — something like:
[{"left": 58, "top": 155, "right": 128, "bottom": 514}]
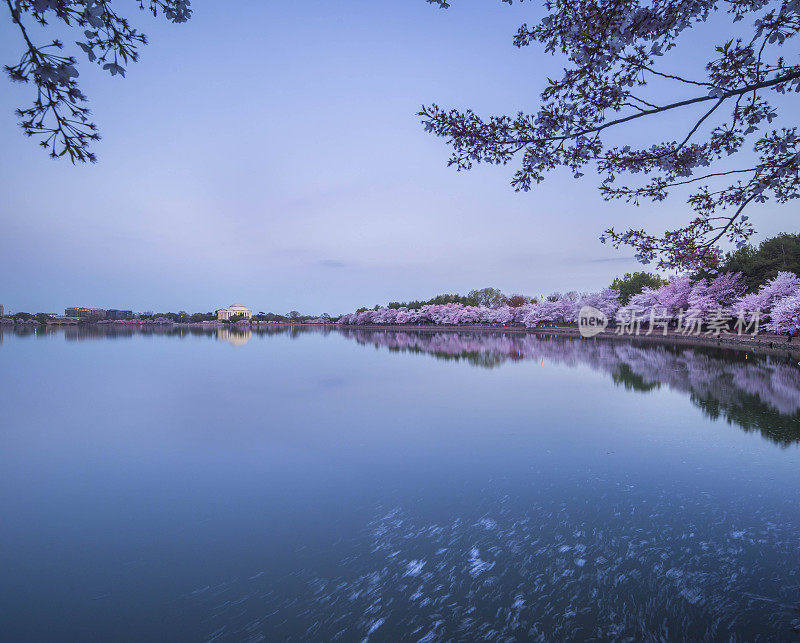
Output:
[{"left": 0, "top": 0, "right": 796, "bottom": 315}]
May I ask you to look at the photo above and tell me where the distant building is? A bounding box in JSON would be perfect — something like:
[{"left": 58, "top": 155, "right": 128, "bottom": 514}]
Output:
[
  {"left": 65, "top": 307, "right": 106, "bottom": 319},
  {"left": 216, "top": 304, "right": 252, "bottom": 321},
  {"left": 106, "top": 309, "right": 134, "bottom": 320},
  {"left": 0, "top": 304, "right": 4, "bottom": 317}
]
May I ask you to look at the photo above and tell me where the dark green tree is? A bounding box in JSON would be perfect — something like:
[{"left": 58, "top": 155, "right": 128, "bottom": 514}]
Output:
[
  {"left": 466, "top": 287, "right": 504, "bottom": 308},
  {"left": 610, "top": 272, "right": 667, "bottom": 305},
  {"left": 720, "top": 233, "right": 800, "bottom": 291}
]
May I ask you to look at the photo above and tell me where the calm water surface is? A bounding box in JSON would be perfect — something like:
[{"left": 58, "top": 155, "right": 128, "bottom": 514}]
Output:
[{"left": 1, "top": 325, "right": 800, "bottom": 640}]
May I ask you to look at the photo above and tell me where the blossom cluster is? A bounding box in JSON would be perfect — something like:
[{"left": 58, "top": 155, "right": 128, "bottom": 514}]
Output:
[
  {"left": 623, "top": 271, "right": 800, "bottom": 332},
  {"left": 338, "top": 289, "right": 619, "bottom": 328},
  {"left": 338, "top": 271, "right": 800, "bottom": 333}
]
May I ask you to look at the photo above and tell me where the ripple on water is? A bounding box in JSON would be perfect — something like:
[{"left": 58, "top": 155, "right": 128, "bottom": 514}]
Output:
[{"left": 176, "top": 487, "right": 800, "bottom": 641}]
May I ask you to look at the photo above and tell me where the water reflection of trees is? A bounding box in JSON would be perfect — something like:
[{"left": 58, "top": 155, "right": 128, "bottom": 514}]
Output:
[
  {"left": 4, "top": 325, "right": 798, "bottom": 445},
  {"left": 340, "top": 329, "right": 800, "bottom": 446}
]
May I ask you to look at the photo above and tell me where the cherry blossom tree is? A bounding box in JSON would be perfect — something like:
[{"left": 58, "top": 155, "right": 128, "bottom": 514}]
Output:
[
  {"left": 519, "top": 292, "right": 581, "bottom": 325},
  {"left": 733, "top": 290, "right": 769, "bottom": 317},
  {"left": 480, "top": 306, "right": 499, "bottom": 323},
  {"left": 336, "top": 272, "right": 800, "bottom": 330},
  {"left": 687, "top": 271, "right": 746, "bottom": 318},
  {"left": 579, "top": 288, "right": 621, "bottom": 319},
  {"left": 493, "top": 306, "right": 514, "bottom": 324},
  {"left": 731, "top": 270, "right": 800, "bottom": 318},
  {"left": 523, "top": 300, "right": 556, "bottom": 325},
  {"left": 4, "top": 0, "right": 191, "bottom": 162},
  {"left": 628, "top": 286, "right": 662, "bottom": 317},
  {"left": 764, "top": 292, "right": 800, "bottom": 331},
  {"left": 655, "top": 275, "right": 693, "bottom": 318},
  {"left": 378, "top": 307, "right": 399, "bottom": 324},
  {"left": 617, "top": 276, "right": 691, "bottom": 324},
  {"left": 556, "top": 291, "right": 581, "bottom": 323},
  {"left": 423, "top": 0, "right": 800, "bottom": 270},
  {"left": 356, "top": 310, "right": 375, "bottom": 325},
  {"left": 757, "top": 269, "right": 800, "bottom": 303}
]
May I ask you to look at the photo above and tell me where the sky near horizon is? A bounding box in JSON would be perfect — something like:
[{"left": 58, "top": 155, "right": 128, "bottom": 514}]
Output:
[{"left": 0, "top": 0, "right": 796, "bottom": 315}]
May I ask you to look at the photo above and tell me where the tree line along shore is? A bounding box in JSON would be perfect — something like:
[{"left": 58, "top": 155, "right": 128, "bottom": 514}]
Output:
[{"left": 4, "top": 234, "right": 799, "bottom": 338}]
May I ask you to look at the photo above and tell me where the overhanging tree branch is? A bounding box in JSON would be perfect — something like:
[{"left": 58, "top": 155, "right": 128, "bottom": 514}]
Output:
[
  {"left": 422, "top": 0, "right": 800, "bottom": 270},
  {"left": 3, "top": 0, "right": 191, "bottom": 161}
]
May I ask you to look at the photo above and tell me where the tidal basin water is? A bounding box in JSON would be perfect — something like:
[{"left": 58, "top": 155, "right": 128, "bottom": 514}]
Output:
[{"left": 2, "top": 326, "right": 800, "bottom": 640}]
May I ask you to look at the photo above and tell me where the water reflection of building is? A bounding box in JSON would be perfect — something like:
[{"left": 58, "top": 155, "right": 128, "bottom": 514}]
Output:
[
  {"left": 218, "top": 327, "right": 252, "bottom": 346},
  {"left": 216, "top": 304, "right": 252, "bottom": 321}
]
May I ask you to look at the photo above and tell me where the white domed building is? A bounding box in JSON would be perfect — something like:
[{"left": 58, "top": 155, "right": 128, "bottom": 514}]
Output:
[{"left": 216, "top": 304, "right": 252, "bottom": 321}]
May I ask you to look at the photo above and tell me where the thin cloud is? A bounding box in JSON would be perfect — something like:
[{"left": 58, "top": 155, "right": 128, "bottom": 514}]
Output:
[
  {"left": 319, "top": 259, "right": 347, "bottom": 269},
  {"left": 585, "top": 256, "right": 637, "bottom": 264}
]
